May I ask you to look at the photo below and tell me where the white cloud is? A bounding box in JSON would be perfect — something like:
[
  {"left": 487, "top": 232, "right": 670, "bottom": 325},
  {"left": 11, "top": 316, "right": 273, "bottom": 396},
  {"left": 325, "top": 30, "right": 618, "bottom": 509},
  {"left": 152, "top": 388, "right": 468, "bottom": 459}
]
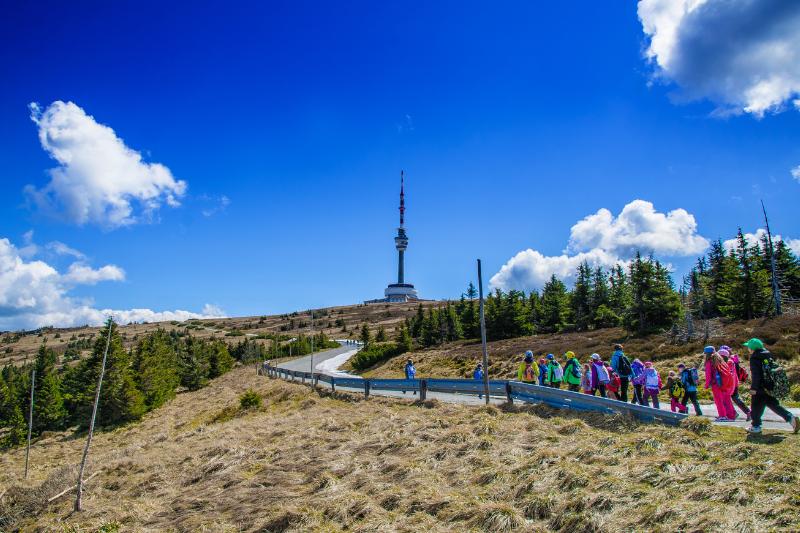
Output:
[
  {"left": 0, "top": 237, "right": 224, "bottom": 331},
  {"left": 490, "top": 200, "right": 708, "bottom": 292},
  {"left": 46, "top": 241, "right": 86, "bottom": 259},
  {"left": 723, "top": 228, "right": 800, "bottom": 256},
  {"left": 792, "top": 165, "right": 800, "bottom": 183},
  {"left": 25, "top": 101, "right": 187, "bottom": 229},
  {"left": 568, "top": 200, "right": 709, "bottom": 257},
  {"left": 62, "top": 263, "right": 125, "bottom": 285},
  {"left": 638, "top": 0, "right": 800, "bottom": 116}
]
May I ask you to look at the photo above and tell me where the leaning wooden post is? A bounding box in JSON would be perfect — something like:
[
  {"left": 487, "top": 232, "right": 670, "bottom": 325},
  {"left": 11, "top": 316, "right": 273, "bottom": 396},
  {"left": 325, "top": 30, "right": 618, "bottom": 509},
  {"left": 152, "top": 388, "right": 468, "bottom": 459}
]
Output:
[
  {"left": 24, "top": 367, "right": 36, "bottom": 479},
  {"left": 477, "top": 259, "right": 490, "bottom": 405},
  {"left": 75, "top": 316, "right": 113, "bottom": 512}
]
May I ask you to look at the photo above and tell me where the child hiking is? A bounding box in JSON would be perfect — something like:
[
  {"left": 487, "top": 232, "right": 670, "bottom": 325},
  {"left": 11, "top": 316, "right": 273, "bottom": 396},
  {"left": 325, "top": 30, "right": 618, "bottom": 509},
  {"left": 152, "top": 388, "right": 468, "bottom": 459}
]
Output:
[
  {"left": 562, "top": 352, "right": 582, "bottom": 392},
  {"left": 545, "top": 354, "right": 563, "bottom": 389},
  {"left": 666, "top": 371, "right": 687, "bottom": 413},
  {"left": 630, "top": 358, "right": 646, "bottom": 406},
  {"left": 642, "top": 362, "right": 662, "bottom": 408},
  {"left": 704, "top": 346, "right": 736, "bottom": 421},
  {"left": 726, "top": 350, "right": 751, "bottom": 421},
  {"left": 604, "top": 363, "right": 621, "bottom": 400},
  {"left": 744, "top": 338, "right": 799, "bottom": 434},
  {"left": 580, "top": 363, "right": 592, "bottom": 394},
  {"left": 589, "top": 353, "right": 609, "bottom": 398},
  {"left": 678, "top": 363, "right": 703, "bottom": 416},
  {"left": 518, "top": 351, "right": 540, "bottom": 384}
]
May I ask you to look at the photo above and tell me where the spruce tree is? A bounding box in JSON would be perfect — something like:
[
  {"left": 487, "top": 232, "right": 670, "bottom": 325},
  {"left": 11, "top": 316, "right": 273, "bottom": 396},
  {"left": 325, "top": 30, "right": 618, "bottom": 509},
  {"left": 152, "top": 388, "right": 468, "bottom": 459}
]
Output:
[
  {"left": 133, "top": 330, "right": 180, "bottom": 410},
  {"left": 571, "top": 262, "right": 592, "bottom": 331},
  {"left": 360, "top": 323, "right": 372, "bottom": 348},
  {"left": 32, "top": 344, "right": 66, "bottom": 432},
  {"left": 375, "top": 325, "right": 387, "bottom": 342},
  {"left": 540, "top": 275, "right": 569, "bottom": 333},
  {"left": 208, "top": 341, "right": 234, "bottom": 379},
  {"left": 608, "top": 265, "right": 631, "bottom": 319},
  {"left": 719, "top": 230, "right": 772, "bottom": 319}
]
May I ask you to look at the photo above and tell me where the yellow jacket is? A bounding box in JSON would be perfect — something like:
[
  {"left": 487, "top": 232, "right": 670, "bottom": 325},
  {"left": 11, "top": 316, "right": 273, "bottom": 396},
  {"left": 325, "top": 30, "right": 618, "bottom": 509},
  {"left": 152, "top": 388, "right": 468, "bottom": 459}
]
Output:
[{"left": 517, "top": 361, "right": 540, "bottom": 382}]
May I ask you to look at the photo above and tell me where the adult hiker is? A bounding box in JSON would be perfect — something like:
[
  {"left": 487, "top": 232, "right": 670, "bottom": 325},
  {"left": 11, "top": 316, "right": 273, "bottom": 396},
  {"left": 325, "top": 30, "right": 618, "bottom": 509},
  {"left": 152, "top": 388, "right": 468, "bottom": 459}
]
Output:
[
  {"left": 545, "top": 354, "right": 563, "bottom": 389},
  {"left": 704, "top": 346, "right": 736, "bottom": 421},
  {"left": 610, "top": 344, "right": 632, "bottom": 402},
  {"left": 589, "top": 353, "right": 610, "bottom": 398},
  {"left": 473, "top": 362, "right": 484, "bottom": 399},
  {"left": 403, "top": 358, "right": 417, "bottom": 395},
  {"left": 518, "top": 351, "right": 540, "bottom": 384},
  {"left": 562, "top": 351, "right": 582, "bottom": 392},
  {"left": 630, "top": 358, "right": 646, "bottom": 406},
  {"left": 678, "top": 363, "right": 703, "bottom": 416},
  {"left": 744, "top": 338, "right": 798, "bottom": 434}
]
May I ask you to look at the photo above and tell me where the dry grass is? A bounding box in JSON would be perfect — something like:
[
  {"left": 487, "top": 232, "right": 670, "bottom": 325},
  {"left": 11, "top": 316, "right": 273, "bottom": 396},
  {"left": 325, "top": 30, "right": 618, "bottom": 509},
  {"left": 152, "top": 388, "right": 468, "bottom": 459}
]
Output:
[{"left": 1, "top": 364, "right": 799, "bottom": 531}]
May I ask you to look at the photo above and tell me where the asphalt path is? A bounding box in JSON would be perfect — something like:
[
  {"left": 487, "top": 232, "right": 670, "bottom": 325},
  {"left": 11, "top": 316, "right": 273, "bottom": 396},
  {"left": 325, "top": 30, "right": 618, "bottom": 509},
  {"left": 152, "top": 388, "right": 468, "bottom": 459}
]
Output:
[{"left": 275, "top": 344, "right": 798, "bottom": 431}]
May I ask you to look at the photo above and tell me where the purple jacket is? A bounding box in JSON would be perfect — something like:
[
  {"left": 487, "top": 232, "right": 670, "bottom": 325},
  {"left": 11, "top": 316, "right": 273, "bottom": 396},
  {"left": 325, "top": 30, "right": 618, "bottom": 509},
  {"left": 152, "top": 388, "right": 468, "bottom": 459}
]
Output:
[{"left": 589, "top": 361, "right": 605, "bottom": 389}]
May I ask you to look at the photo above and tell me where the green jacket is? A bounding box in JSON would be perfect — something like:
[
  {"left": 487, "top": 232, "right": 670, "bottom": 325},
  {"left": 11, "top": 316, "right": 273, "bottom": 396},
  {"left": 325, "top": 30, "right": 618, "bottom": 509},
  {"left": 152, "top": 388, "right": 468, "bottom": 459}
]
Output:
[
  {"left": 563, "top": 358, "right": 582, "bottom": 385},
  {"left": 546, "top": 361, "right": 563, "bottom": 383}
]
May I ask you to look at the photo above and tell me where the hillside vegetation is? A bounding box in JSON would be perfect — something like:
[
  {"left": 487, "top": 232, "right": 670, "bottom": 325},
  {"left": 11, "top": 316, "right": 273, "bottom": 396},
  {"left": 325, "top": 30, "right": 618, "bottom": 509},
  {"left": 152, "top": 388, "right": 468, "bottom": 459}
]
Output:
[{"left": 1, "top": 365, "right": 798, "bottom": 531}]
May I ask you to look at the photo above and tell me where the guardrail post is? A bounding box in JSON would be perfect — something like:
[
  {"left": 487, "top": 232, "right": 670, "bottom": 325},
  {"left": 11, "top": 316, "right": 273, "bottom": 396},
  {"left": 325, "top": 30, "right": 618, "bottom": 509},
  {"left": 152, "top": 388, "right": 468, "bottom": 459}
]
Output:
[
  {"left": 364, "top": 380, "right": 370, "bottom": 399},
  {"left": 331, "top": 378, "right": 336, "bottom": 393},
  {"left": 505, "top": 382, "right": 513, "bottom": 404},
  {"left": 420, "top": 379, "right": 427, "bottom": 401}
]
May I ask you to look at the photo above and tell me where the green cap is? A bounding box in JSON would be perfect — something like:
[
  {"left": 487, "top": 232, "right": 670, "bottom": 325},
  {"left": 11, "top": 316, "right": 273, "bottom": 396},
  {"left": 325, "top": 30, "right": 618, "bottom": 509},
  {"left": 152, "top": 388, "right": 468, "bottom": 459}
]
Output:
[{"left": 743, "top": 338, "right": 764, "bottom": 350}]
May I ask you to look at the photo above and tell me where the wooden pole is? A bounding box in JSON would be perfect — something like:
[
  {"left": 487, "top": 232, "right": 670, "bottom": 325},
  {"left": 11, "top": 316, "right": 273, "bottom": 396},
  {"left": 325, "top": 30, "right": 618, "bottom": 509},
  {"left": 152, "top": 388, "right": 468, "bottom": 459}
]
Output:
[
  {"left": 74, "top": 316, "right": 113, "bottom": 512},
  {"left": 761, "top": 200, "right": 782, "bottom": 316},
  {"left": 477, "top": 259, "right": 490, "bottom": 405},
  {"left": 24, "top": 368, "right": 36, "bottom": 479}
]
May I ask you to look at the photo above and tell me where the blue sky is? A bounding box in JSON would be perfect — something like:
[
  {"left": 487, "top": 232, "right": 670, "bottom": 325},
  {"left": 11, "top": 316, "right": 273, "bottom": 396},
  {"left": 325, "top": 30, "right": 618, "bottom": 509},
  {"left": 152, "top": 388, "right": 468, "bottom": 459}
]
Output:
[{"left": 1, "top": 1, "right": 799, "bottom": 329}]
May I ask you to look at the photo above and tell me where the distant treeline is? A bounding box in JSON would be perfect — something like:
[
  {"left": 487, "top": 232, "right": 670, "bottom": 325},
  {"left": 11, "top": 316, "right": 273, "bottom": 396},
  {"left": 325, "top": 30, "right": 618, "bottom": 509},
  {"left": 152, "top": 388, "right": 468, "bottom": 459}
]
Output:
[{"left": 365, "top": 230, "right": 800, "bottom": 359}]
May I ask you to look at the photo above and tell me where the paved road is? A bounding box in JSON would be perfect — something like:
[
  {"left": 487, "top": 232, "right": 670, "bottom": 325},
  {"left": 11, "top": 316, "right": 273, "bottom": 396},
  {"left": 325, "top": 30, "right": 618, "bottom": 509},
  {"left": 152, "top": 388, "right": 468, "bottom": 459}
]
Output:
[{"left": 276, "top": 345, "right": 797, "bottom": 431}]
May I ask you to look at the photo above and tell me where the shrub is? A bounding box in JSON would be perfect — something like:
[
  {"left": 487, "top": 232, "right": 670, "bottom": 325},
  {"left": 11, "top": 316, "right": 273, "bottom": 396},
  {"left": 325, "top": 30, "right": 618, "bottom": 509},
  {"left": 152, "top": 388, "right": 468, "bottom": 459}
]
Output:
[
  {"left": 350, "top": 342, "right": 404, "bottom": 371},
  {"left": 239, "top": 389, "right": 262, "bottom": 409},
  {"left": 790, "top": 384, "right": 800, "bottom": 402},
  {"left": 225, "top": 330, "right": 245, "bottom": 337},
  {"left": 680, "top": 416, "right": 711, "bottom": 436}
]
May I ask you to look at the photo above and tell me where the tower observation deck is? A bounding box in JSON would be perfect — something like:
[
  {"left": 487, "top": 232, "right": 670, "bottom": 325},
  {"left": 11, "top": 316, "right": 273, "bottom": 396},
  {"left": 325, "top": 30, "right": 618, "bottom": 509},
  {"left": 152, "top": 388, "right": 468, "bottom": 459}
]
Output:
[{"left": 375, "top": 171, "right": 418, "bottom": 303}]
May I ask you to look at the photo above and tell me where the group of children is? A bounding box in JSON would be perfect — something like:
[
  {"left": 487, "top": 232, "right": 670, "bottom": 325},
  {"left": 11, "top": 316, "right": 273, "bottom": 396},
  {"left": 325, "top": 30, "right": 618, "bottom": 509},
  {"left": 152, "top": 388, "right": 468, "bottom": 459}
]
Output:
[{"left": 505, "top": 340, "right": 799, "bottom": 434}]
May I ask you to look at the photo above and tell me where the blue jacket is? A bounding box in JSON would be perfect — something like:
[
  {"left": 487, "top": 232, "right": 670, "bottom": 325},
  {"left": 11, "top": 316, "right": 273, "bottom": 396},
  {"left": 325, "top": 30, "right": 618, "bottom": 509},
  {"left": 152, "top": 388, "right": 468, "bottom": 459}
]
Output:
[
  {"left": 680, "top": 368, "right": 697, "bottom": 392},
  {"left": 610, "top": 350, "right": 631, "bottom": 378},
  {"left": 405, "top": 364, "right": 416, "bottom": 379},
  {"left": 473, "top": 368, "right": 484, "bottom": 380}
]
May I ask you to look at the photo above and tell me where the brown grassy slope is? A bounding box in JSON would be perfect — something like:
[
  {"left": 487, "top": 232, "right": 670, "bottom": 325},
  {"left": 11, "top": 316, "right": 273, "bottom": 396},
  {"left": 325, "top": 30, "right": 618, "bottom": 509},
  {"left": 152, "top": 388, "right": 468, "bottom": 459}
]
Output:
[
  {"left": 0, "top": 301, "right": 436, "bottom": 368},
  {"left": 2, "top": 365, "right": 800, "bottom": 532},
  {"left": 360, "top": 315, "right": 800, "bottom": 383}
]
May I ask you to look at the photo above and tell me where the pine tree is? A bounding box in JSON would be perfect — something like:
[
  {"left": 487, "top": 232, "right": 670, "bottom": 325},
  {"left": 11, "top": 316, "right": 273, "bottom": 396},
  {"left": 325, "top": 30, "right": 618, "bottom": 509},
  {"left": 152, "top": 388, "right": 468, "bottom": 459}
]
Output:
[
  {"left": 375, "top": 325, "right": 387, "bottom": 342},
  {"left": 624, "top": 254, "right": 681, "bottom": 334},
  {"left": 608, "top": 265, "right": 630, "bottom": 319},
  {"left": 774, "top": 240, "right": 800, "bottom": 299},
  {"left": 179, "top": 338, "right": 210, "bottom": 391},
  {"left": 443, "top": 304, "right": 464, "bottom": 341},
  {"left": 395, "top": 326, "right": 413, "bottom": 353},
  {"left": 719, "top": 230, "right": 771, "bottom": 319},
  {"left": 132, "top": 330, "right": 180, "bottom": 410},
  {"left": 410, "top": 304, "right": 425, "bottom": 338},
  {"left": 465, "top": 282, "right": 478, "bottom": 299},
  {"left": 589, "top": 266, "right": 610, "bottom": 327}
]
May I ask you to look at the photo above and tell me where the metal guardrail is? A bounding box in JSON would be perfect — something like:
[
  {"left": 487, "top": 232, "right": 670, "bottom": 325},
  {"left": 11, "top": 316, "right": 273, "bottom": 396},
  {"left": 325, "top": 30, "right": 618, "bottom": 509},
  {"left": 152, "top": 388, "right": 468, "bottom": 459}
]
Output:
[{"left": 261, "top": 363, "right": 687, "bottom": 426}]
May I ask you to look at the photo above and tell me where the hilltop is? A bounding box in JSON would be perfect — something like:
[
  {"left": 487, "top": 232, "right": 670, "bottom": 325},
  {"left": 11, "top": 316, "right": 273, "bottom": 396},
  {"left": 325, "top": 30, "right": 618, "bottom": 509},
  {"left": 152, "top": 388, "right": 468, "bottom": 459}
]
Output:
[
  {"left": 0, "top": 301, "right": 437, "bottom": 368},
  {"left": 2, "top": 363, "right": 799, "bottom": 532}
]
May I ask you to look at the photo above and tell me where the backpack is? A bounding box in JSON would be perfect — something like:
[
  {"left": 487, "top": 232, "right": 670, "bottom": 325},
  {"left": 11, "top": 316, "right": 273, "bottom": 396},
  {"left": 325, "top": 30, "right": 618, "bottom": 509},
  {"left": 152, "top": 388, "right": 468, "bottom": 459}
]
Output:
[
  {"left": 644, "top": 368, "right": 660, "bottom": 389},
  {"left": 596, "top": 364, "right": 611, "bottom": 384},
  {"left": 569, "top": 359, "right": 582, "bottom": 379},
  {"left": 762, "top": 357, "right": 790, "bottom": 399},
  {"left": 617, "top": 354, "right": 632, "bottom": 376},
  {"left": 552, "top": 363, "right": 563, "bottom": 381},
  {"left": 684, "top": 368, "right": 698, "bottom": 387},
  {"left": 631, "top": 362, "right": 645, "bottom": 385},
  {"left": 522, "top": 364, "right": 536, "bottom": 382},
  {"left": 670, "top": 380, "right": 685, "bottom": 399}
]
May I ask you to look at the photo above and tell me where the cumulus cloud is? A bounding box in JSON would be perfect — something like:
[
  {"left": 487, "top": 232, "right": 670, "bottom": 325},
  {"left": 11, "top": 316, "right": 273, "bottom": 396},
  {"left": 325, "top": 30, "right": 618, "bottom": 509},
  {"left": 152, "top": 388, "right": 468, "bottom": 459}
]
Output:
[
  {"left": 792, "top": 165, "right": 800, "bottom": 183},
  {"left": 24, "top": 101, "right": 187, "bottom": 229},
  {"left": 490, "top": 200, "right": 708, "bottom": 292},
  {"left": 0, "top": 237, "right": 224, "bottom": 331},
  {"left": 638, "top": 0, "right": 800, "bottom": 116},
  {"left": 723, "top": 228, "right": 800, "bottom": 257},
  {"left": 568, "top": 200, "right": 709, "bottom": 257}
]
